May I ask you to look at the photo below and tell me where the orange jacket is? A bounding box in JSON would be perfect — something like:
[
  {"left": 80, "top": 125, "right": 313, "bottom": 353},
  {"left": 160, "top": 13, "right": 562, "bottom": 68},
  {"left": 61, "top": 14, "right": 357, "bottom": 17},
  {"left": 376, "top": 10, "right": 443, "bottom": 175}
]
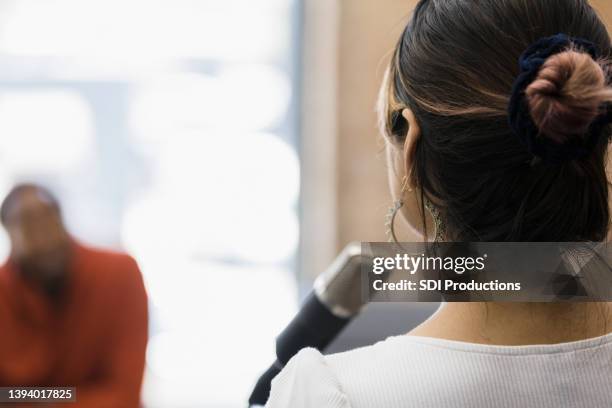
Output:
[{"left": 0, "top": 242, "right": 148, "bottom": 407}]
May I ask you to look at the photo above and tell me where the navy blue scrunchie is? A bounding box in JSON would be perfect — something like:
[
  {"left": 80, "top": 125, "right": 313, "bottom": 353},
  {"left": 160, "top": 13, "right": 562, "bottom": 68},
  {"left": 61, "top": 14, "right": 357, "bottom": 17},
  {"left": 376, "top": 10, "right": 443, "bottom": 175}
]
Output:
[{"left": 508, "top": 33, "right": 612, "bottom": 164}]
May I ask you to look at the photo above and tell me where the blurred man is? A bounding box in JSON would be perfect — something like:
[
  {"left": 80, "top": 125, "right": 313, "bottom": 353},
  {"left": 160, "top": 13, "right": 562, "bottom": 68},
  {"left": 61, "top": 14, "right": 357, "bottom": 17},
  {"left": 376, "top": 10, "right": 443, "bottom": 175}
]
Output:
[{"left": 0, "top": 184, "right": 148, "bottom": 407}]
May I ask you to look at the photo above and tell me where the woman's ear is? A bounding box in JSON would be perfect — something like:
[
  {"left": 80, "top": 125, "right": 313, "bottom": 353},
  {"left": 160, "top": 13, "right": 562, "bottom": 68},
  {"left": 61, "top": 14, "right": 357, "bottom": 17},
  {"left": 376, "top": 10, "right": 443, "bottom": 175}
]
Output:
[{"left": 402, "top": 108, "right": 421, "bottom": 189}]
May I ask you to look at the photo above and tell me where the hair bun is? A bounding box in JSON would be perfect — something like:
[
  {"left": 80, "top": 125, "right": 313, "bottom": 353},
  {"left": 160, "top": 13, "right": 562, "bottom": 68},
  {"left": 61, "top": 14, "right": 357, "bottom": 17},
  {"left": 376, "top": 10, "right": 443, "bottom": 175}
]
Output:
[{"left": 526, "top": 49, "right": 612, "bottom": 144}]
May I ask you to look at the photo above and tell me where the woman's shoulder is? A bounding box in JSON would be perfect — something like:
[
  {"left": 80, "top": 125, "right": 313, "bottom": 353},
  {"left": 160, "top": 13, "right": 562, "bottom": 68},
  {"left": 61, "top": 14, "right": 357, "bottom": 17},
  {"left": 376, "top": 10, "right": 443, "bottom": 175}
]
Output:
[
  {"left": 266, "top": 336, "right": 414, "bottom": 408},
  {"left": 266, "top": 347, "right": 351, "bottom": 408},
  {"left": 267, "top": 334, "right": 612, "bottom": 408}
]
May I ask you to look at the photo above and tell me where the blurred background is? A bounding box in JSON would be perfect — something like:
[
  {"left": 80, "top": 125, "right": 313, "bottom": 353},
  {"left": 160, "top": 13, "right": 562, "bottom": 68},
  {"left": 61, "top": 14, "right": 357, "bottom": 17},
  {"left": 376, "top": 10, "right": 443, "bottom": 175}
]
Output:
[{"left": 0, "top": 0, "right": 610, "bottom": 407}]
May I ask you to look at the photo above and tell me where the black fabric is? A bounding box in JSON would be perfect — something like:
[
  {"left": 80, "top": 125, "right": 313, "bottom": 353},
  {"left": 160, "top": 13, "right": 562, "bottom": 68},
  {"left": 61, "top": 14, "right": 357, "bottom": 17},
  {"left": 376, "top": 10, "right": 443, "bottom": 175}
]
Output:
[{"left": 508, "top": 33, "right": 612, "bottom": 164}]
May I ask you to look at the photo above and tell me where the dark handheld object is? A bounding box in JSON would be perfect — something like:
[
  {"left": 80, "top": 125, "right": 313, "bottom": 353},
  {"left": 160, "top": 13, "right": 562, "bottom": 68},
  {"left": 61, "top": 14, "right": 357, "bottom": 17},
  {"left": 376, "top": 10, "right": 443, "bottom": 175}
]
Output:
[{"left": 248, "top": 243, "right": 368, "bottom": 407}]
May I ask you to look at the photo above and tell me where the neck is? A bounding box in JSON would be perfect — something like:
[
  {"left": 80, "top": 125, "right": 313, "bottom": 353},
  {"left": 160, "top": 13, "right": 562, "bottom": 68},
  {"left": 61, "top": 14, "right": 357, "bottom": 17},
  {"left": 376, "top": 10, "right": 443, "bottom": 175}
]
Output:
[{"left": 409, "top": 302, "right": 612, "bottom": 345}]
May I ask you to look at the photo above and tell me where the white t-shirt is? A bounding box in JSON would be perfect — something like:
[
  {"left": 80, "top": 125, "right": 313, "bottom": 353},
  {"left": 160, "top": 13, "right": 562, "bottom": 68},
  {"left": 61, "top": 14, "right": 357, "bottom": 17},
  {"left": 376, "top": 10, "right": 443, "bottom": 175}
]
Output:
[{"left": 266, "top": 333, "right": 612, "bottom": 408}]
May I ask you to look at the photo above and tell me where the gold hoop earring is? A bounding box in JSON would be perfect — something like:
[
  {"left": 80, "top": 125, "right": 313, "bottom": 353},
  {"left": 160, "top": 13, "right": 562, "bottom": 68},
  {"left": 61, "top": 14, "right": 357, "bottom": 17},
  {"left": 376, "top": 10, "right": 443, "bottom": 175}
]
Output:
[
  {"left": 386, "top": 173, "right": 414, "bottom": 243},
  {"left": 385, "top": 200, "right": 403, "bottom": 243},
  {"left": 400, "top": 175, "right": 413, "bottom": 193},
  {"left": 424, "top": 198, "right": 445, "bottom": 242},
  {"left": 385, "top": 196, "right": 445, "bottom": 243}
]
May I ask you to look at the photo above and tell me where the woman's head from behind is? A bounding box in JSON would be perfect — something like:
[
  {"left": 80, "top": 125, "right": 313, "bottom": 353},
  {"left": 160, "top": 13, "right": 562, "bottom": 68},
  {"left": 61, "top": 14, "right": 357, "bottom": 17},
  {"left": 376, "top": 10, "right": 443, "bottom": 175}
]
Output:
[{"left": 381, "top": 0, "right": 612, "bottom": 242}]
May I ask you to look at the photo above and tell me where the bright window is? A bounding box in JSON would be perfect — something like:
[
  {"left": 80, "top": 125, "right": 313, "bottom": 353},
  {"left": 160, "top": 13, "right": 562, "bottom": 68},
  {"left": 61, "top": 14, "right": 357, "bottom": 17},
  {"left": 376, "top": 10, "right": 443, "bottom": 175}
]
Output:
[{"left": 0, "top": 0, "right": 300, "bottom": 406}]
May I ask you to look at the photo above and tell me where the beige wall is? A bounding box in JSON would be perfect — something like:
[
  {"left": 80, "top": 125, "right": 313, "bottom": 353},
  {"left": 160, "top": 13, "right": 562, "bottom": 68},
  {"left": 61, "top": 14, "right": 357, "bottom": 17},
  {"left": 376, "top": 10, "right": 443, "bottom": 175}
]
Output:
[
  {"left": 336, "top": 1, "right": 417, "bottom": 249},
  {"left": 593, "top": 1, "right": 612, "bottom": 24},
  {"left": 300, "top": 0, "right": 418, "bottom": 281}
]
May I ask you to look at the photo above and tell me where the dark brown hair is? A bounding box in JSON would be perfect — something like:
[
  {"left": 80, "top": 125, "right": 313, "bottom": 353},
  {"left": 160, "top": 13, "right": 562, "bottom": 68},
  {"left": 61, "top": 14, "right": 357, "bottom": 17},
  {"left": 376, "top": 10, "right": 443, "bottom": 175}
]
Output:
[
  {"left": 380, "top": 0, "right": 612, "bottom": 241},
  {"left": 0, "top": 183, "right": 60, "bottom": 225}
]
